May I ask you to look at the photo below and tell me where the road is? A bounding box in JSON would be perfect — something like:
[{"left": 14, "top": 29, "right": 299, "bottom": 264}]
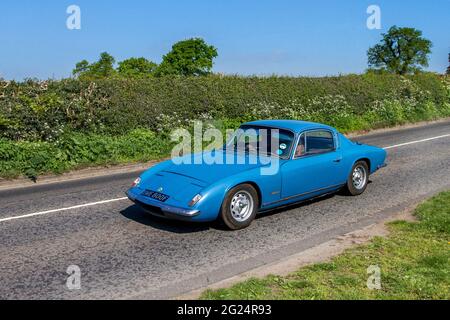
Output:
[{"left": 0, "top": 120, "right": 449, "bottom": 299}]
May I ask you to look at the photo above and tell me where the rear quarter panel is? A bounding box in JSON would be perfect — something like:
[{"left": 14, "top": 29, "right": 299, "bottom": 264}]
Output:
[{"left": 339, "top": 134, "right": 387, "bottom": 178}]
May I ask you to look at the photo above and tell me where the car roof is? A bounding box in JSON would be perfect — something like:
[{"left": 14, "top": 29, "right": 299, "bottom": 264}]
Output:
[{"left": 242, "top": 120, "right": 335, "bottom": 133}]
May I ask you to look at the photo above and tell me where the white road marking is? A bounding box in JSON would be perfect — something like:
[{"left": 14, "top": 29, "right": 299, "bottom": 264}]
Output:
[
  {"left": 0, "top": 133, "right": 449, "bottom": 224},
  {"left": 0, "top": 197, "right": 128, "bottom": 223},
  {"left": 383, "top": 133, "right": 450, "bottom": 150}
]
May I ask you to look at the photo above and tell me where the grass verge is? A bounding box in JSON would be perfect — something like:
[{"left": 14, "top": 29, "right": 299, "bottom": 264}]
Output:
[{"left": 200, "top": 191, "right": 450, "bottom": 300}]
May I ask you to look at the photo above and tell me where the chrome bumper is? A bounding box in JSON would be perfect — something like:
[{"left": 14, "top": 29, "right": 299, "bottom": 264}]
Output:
[{"left": 126, "top": 190, "right": 200, "bottom": 218}]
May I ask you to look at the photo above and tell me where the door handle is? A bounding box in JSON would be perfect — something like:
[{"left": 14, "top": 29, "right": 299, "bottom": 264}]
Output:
[{"left": 333, "top": 157, "right": 342, "bottom": 163}]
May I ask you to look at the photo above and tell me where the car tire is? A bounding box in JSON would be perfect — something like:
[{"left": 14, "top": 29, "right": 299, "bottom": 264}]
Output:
[
  {"left": 345, "top": 161, "right": 369, "bottom": 196},
  {"left": 220, "top": 184, "right": 259, "bottom": 230}
]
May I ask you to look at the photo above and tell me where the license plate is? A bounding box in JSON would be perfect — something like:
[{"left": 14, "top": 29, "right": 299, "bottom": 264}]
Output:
[{"left": 141, "top": 190, "right": 170, "bottom": 202}]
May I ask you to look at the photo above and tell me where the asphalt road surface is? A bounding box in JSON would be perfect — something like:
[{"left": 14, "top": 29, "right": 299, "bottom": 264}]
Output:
[{"left": 0, "top": 120, "right": 449, "bottom": 299}]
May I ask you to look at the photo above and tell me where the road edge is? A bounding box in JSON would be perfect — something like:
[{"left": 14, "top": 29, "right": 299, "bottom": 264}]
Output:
[
  {"left": 344, "top": 117, "right": 450, "bottom": 138},
  {"left": 0, "top": 159, "right": 165, "bottom": 191}
]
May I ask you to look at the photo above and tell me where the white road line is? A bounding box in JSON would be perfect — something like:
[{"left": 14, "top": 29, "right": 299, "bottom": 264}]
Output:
[
  {"left": 383, "top": 133, "right": 450, "bottom": 150},
  {"left": 0, "top": 197, "right": 128, "bottom": 223},
  {"left": 1, "top": 133, "right": 449, "bottom": 224}
]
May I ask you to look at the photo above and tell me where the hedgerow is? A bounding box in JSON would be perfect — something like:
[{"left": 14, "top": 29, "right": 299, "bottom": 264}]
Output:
[
  {"left": 0, "top": 73, "right": 448, "bottom": 178},
  {"left": 1, "top": 73, "right": 448, "bottom": 141},
  {"left": 0, "top": 129, "right": 171, "bottom": 179}
]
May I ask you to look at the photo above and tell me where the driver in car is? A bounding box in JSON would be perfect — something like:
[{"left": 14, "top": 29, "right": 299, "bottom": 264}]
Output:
[{"left": 295, "top": 135, "right": 305, "bottom": 157}]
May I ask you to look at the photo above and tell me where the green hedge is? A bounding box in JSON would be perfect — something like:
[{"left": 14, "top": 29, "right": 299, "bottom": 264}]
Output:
[
  {"left": 0, "top": 129, "right": 171, "bottom": 179},
  {"left": 1, "top": 73, "right": 449, "bottom": 141},
  {"left": 0, "top": 73, "right": 449, "bottom": 178}
]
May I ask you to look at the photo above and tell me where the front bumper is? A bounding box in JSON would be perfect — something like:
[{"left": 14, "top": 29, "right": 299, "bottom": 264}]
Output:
[{"left": 126, "top": 189, "right": 200, "bottom": 219}]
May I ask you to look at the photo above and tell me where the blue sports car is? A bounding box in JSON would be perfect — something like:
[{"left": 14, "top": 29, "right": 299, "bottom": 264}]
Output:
[{"left": 126, "top": 120, "right": 387, "bottom": 230}]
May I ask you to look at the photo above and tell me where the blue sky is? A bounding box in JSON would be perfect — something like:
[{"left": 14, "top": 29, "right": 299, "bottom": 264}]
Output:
[{"left": 0, "top": 0, "right": 448, "bottom": 80}]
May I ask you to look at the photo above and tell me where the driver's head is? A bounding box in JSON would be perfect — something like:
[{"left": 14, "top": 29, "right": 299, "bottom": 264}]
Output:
[{"left": 295, "top": 144, "right": 305, "bottom": 157}]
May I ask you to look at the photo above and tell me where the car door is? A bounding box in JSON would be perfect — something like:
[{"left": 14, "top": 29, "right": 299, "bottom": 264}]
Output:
[{"left": 281, "top": 129, "right": 343, "bottom": 199}]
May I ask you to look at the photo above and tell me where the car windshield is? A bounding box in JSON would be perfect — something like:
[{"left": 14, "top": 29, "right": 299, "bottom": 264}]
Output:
[{"left": 225, "top": 125, "right": 295, "bottom": 159}]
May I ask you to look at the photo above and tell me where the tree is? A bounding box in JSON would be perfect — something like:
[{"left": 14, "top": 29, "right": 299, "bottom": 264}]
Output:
[
  {"left": 88, "top": 52, "right": 116, "bottom": 78},
  {"left": 117, "top": 57, "right": 158, "bottom": 77},
  {"left": 72, "top": 60, "right": 90, "bottom": 77},
  {"left": 156, "top": 38, "right": 218, "bottom": 76},
  {"left": 72, "top": 52, "right": 116, "bottom": 79},
  {"left": 367, "top": 26, "right": 432, "bottom": 75}
]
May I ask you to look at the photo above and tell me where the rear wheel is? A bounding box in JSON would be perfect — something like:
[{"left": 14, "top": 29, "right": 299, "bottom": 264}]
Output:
[
  {"left": 220, "top": 184, "right": 259, "bottom": 230},
  {"left": 345, "top": 161, "right": 369, "bottom": 196}
]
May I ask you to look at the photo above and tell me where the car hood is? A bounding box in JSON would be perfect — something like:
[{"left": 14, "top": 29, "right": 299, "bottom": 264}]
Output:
[
  {"left": 162, "top": 150, "right": 275, "bottom": 184},
  {"left": 139, "top": 150, "right": 279, "bottom": 202},
  {"left": 139, "top": 170, "right": 207, "bottom": 202}
]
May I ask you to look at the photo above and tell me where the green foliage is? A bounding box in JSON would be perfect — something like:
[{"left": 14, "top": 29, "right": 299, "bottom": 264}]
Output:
[
  {"left": 0, "top": 129, "right": 172, "bottom": 178},
  {"left": 156, "top": 38, "right": 218, "bottom": 76},
  {"left": 73, "top": 52, "right": 116, "bottom": 79},
  {"left": 117, "top": 57, "right": 158, "bottom": 77},
  {"left": 89, "top": 52, "right": 116, "bottom": 77},
  {"left": 0, "top": 73, "right": 449, "bottom": 177},
  {"left": 72, "top": 38, "right": 217, "bottom": 78},
  {"left": 201, "top": 191, "right": 450, "bottom": 300},
  {"left": 368, "top": 26, "right": 432, "bottom": 75},
  {"left": 72, "top": 60, "right": 90, "bottom": 77},
  {"left": 1, "top": 74, "right": 449, "bottom": 142}
]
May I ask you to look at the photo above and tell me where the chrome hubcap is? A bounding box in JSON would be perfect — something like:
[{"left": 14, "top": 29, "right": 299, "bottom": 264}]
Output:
[
  {"left": 352, "top": 165, "right": 367, "bottom": 190},
  {"left": 230, "top": 191, "right": 254, "bottom": 222}
]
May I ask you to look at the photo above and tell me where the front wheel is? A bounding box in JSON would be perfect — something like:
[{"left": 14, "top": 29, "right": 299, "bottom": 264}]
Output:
[
  {"left": 345, "top": 161, "right": 369, "bottom": 196},
  {"left": 220, "top": 184, "right": 259, "bottom": 230}
]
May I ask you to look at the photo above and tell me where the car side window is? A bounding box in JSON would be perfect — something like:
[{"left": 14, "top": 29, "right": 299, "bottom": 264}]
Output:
[{"left": 294, "top": 130, "right": 335, "bottom": 158}]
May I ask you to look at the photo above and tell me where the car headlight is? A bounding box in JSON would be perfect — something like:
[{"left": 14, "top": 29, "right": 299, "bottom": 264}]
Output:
[
  {"left": 188, "top": 194, "right": 202, "bottom": 207},
  {"left": 131, "top": 177, "right": 141, "bottom": 187}
]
